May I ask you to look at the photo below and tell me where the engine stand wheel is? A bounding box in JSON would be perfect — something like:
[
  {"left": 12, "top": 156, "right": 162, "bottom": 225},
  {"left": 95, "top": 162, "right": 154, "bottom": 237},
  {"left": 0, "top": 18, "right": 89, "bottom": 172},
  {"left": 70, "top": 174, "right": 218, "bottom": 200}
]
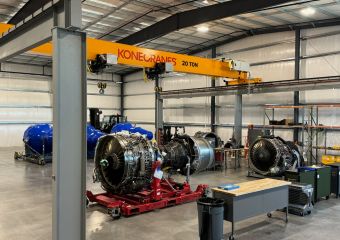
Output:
[{"left": 108, "top": 207, "right": 121, "bottom": 220}]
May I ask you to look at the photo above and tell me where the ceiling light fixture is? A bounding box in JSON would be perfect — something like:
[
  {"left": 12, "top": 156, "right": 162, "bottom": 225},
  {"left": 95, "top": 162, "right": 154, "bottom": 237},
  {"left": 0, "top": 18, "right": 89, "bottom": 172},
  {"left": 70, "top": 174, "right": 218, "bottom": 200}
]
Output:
[
  {"left": 197, "top": 25, "right": 209, "bottom": 33},
  {"left": 300, "top": 7, "right": 316, "bottom": 16}
]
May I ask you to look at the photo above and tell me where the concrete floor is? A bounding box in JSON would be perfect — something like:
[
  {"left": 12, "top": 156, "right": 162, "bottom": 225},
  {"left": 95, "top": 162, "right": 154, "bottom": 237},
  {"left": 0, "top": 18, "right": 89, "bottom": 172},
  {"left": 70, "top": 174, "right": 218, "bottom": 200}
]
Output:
[{"left": 1, "top": 147, "right": 340, "bottom": 240}]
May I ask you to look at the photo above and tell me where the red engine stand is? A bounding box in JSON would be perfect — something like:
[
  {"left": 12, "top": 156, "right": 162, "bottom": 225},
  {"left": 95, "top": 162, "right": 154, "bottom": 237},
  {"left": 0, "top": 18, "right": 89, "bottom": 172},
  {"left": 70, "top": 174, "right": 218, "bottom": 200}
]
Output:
[{"left": 87, "top": 179, "right": 208, "bottom": 219}]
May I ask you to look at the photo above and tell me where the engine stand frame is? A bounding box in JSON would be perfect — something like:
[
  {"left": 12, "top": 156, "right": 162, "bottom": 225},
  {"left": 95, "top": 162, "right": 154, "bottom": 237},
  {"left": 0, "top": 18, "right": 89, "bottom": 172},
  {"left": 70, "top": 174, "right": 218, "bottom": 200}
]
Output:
[{"left": 87, "top": 179, "right": 207, "bottom": 219}]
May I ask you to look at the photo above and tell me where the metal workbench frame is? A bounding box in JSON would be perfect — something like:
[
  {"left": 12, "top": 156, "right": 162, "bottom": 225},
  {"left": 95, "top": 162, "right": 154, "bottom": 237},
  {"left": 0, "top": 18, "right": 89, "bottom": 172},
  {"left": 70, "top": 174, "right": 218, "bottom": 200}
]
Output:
[{"left": 213, "top": 185, "right": 289, "bottom": 240}]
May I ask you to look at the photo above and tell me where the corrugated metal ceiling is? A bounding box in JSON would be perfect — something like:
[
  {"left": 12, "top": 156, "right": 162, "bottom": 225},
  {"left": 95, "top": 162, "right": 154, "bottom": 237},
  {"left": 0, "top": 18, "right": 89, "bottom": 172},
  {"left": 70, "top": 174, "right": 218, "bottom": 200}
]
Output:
[{"left": 1, "top": 0, "right": 339, "bottom": 74}]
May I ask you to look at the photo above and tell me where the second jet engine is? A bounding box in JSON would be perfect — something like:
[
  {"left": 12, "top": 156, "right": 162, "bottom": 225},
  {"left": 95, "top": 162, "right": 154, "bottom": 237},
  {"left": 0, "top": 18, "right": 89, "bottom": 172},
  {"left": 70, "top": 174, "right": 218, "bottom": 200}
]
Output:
[{"left": 249, "top": 136, "right": 303, "bottom": 176}]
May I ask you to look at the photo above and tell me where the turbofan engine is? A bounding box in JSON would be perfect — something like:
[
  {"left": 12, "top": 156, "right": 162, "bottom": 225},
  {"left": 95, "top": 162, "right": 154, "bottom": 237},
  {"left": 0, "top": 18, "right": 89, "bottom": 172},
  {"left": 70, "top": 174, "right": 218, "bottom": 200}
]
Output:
[
  {"left": 93, "top": 134, "right": 159, "bottom": 194},
  {"left": 249, "top": 136, "right": 302, "bottom": 176}
]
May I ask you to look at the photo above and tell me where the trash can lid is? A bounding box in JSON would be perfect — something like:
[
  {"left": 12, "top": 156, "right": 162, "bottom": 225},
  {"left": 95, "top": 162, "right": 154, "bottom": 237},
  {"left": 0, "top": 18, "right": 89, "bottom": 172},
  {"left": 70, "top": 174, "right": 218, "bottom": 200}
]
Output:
[{"left": 197, "top": 197, "right": 224, "bottom": 207}]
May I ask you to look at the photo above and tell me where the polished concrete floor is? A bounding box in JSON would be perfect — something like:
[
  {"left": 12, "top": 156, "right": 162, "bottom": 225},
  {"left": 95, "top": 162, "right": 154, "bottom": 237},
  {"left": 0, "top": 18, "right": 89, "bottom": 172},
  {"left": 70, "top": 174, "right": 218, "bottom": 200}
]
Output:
[{"left": 1, "top": 147, "right": 340, "bottom": 240}]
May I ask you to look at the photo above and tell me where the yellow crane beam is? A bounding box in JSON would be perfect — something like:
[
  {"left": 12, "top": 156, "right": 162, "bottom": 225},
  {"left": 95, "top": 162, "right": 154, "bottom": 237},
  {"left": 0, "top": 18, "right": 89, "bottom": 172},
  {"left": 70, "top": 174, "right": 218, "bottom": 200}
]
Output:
[{"left": 0, "top": 23, "right": 261, "bottom": 83}]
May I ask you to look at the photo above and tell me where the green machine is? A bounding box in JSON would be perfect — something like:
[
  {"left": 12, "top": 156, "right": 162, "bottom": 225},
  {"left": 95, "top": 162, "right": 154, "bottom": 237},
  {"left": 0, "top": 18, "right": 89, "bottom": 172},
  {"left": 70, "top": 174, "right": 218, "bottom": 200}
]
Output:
[{"left": 285, "top": 166, "right": 331, "bottom": 203}]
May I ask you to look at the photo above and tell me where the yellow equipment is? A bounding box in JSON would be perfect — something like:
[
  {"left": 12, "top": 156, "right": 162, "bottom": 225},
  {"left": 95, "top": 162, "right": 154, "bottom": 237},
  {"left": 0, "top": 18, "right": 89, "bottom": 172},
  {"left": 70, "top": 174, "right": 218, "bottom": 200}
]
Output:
[{"left": 0, "top": 23, "right": 261, "bottom": 84}]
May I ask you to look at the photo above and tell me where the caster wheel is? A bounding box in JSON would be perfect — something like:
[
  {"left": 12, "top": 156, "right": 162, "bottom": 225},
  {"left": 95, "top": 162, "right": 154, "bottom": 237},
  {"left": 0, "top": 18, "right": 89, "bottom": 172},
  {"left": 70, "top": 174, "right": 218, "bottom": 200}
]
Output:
[
  {"left": 307, "top": 210, "right": 311, "bottom": 215},
  {"left": 86, "top": 197, "right": 90, "bottom": 207},
  {"left": 229, "top": 236, "right": 234, "bottom": 240},
  {"left": 326, "top": 196, "right": 330, "bottom": 200},
  {"left": 108, "top": 208, "right": 121, "bottom": 220},
  {"left": 267, "top": 213, "right": 272, "bottom": 218},
  {"left": 300, "top": 212, "right": 304, "bottom": 217}
]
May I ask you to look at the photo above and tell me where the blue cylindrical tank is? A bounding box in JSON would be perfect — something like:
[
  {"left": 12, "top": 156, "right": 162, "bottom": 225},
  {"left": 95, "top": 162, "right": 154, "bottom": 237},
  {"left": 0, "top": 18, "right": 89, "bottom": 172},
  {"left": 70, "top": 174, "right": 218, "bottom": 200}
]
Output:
[
  {"left": 23, "top": 123, "right": 105, "bottom": 159},
  {"left": 23, "top": 123, "right": 53, "bottom": 155},
  {"left": 87, "top": 124, "right": 105, "bottom": 158}
]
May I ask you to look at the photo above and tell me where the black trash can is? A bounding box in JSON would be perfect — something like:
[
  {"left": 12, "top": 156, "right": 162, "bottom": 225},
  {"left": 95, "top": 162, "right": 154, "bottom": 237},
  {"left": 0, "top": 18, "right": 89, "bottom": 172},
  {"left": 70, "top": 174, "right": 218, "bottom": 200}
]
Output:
[{"left": 197, "top": 197, "right": 224, "bottom": 240}]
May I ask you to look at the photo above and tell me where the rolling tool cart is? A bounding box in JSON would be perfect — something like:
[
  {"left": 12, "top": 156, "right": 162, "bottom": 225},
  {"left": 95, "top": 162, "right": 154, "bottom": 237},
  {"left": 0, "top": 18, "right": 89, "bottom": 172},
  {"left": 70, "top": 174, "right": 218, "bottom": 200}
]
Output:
[
  {"left": 311, "top": 166, "right": 331, "bottom": 201},
  {"left": 324, "top": 163, "right": 340, "bottom": 198},
  {"left": 286, "top": 166, "right": 331, "bottom": 202}
]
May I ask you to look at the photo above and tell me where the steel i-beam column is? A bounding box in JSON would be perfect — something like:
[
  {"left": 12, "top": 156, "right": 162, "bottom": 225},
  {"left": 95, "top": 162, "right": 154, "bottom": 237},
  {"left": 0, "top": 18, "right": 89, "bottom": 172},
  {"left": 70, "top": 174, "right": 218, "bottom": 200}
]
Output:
[
  {"left": 294, "top": 29, "right": 301, "bottom": 142},
  {"left": 234, "top": 93, "right": 243, "bottom": 147},
  {"left": 52, "top": 27, "right": 87, "bottom": 240},
  {"left": 211, "top": 47, "right": 216, "bottom": 133},
  {"left": 155, "top": 76, "right": 164, "bottom": 142}
]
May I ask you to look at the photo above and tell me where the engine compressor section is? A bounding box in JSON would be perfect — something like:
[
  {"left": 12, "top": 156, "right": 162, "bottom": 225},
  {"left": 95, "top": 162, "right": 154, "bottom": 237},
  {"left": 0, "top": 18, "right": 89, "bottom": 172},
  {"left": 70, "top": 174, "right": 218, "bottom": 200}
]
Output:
[
  {"left": 249, "top": 136, "right": 303, "bottom": 177},
  {"left": 87, "top": 133, "right": 208, "bottom": 219}
]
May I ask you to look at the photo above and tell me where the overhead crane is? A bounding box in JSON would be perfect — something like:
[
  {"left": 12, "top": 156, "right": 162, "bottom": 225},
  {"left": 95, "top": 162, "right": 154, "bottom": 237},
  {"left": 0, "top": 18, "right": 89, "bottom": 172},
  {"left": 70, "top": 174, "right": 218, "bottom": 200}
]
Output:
[{"left": 0, "top": 22, "right": 261, "bottom": 85}]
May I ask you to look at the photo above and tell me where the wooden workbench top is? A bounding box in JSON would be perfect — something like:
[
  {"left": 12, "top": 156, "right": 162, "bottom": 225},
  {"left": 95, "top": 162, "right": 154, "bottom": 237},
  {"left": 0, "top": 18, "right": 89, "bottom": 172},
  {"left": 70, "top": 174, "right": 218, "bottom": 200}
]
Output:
[{"left": 212, "top": 178, "right": 291, "bottom": 197}]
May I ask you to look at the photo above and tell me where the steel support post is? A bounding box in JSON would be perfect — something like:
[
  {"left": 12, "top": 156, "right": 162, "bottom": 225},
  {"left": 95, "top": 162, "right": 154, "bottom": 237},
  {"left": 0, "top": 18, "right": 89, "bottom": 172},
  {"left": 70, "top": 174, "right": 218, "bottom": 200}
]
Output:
[
  {"left": 52, "top": 27, "right": 87, "bottom": 240},
  {"left": 211, "top": 47, "right": 216, "bottom": 133},
  {"left": 294, "top": 29, "right": 301, "bottom": 142},
  {"left": 120, "top": 75, "right": 125, "bottom": 116},
  {"left": 234, "top": 94, "right": 243, "bottom": 147},
  {"left": 155, "top": 76, "right": 164, "bottom": 141}
]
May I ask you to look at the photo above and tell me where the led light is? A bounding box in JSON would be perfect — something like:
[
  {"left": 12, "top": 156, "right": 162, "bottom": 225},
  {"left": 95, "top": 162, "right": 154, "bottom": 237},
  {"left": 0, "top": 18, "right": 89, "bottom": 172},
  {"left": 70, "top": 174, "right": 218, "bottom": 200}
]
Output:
[
  {"left": 140, "top": 22, "right": 151, "bottom": 26},
  {"left": 97, "top": 22, "right": 111, "bottom": 27},
  {"left": 300, "top": 7, "right": 316, "bottom": 16},
  {"left": 197, "top": 25, "right": 209, "bottom": 33},
  {"left": 83, "top": 8, "right": 104, "bottom": 15},
  {"left": 88, "top": 0, "right": 116, "bottom": 8}
]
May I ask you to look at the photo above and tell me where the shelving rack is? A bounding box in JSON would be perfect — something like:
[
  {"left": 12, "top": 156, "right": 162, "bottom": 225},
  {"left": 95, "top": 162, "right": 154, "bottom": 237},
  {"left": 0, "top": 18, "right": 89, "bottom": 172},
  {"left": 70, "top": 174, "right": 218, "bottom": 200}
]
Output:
[{"left": 260, "top": 104, "right": 340, "bottom": 165}]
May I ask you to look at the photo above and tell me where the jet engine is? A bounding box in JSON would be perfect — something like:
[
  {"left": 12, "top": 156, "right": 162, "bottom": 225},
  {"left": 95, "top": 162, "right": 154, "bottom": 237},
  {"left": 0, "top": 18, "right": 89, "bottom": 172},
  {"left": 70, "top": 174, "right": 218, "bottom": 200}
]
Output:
[
  {"left": 249, "top": 136, "right": 302, "bottom": 176},
  {"left": 93, "top": 134, "right": 158, "bottom": 194}
]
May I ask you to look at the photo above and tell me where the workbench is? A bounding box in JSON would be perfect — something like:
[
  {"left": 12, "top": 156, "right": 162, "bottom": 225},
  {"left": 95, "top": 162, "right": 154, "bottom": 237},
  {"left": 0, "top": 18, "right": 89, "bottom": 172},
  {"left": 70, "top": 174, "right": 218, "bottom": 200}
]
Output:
[{"left": 212, "top": 179, "right": 291, "bottom": 240}]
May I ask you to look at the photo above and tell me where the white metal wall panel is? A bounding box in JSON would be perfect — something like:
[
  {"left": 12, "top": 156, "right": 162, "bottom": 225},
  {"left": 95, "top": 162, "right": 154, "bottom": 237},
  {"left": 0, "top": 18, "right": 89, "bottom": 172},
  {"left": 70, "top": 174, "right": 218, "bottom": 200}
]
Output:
[
  {"left": 217, "top": 32, "right": 294, "bottom": 53},
  {"left": 224, "top": 43, "right": 295, "bottom": 65},
  {"left": 126, "top": 109, "right": 155, "bottom": 122},
  {"left": 0, "top": 63, "right": 121, "bottom": 147}
]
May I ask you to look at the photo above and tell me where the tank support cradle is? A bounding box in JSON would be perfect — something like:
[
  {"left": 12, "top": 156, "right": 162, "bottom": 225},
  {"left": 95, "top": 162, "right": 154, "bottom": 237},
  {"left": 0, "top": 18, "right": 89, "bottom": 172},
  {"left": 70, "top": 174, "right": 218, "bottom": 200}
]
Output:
[{"left": 87, "top": 179, "right": 207, "bottom": 219}]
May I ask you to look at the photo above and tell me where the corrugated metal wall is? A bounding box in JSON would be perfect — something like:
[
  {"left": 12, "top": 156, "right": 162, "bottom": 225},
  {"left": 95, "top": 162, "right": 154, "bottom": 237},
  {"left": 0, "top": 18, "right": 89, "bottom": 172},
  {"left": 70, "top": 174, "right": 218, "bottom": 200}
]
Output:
[
  {"left": 124, "top": 26, "right": 340, "bottom": 152},
  {"left": 0, "top": 62, "right": 121, "bottom": 147}
]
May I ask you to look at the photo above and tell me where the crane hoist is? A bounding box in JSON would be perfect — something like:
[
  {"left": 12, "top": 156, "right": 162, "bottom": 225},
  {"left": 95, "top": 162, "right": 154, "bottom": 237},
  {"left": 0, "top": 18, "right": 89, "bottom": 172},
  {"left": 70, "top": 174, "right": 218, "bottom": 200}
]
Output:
[{"left": 0, "top": 23, "right": 261, "bottom": 85}]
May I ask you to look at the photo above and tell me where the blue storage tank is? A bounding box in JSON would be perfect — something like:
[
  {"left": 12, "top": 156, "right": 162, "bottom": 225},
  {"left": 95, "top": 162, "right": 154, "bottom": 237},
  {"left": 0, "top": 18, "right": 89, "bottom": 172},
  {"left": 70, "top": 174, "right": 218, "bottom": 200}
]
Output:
[
  {"left": 110, "top": 122, "right": 153, "bottom": 140},
  {"left": 23, "top": 123, "right": 53, "bottom": 155},
  {"left": 23, "top": 123, "right": 105, "bottom": 159}
]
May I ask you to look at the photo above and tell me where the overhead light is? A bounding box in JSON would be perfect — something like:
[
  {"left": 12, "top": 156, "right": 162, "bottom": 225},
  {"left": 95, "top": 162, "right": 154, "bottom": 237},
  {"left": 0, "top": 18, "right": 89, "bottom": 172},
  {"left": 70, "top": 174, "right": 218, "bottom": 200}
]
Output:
[
  {"left": 203, "top": 0, "right": 209, "bottom": 4},
  {"left": 140, "top": 22, "right": 151, "bottom": 26},
  {"left": 134, "top": 27, "right": 141, "bottom": 31},
  {"left": 83, "top": 8, "right": 104, "bottom": 15},
  {"left": 88, "top": 0, "right": 116, "bottom": 8},
  {"left": 300, "top": 7, "right": 316, "bottom": 16},
  {"left": 197, "top": 25, "right": 209, "bottom": 33}
]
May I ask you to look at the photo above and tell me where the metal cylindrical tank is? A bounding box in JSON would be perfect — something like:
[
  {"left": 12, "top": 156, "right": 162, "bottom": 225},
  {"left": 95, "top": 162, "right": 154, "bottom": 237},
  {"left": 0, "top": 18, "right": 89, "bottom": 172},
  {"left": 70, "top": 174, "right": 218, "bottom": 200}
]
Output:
[
  {"left": 23, "top": 123, "right": 53, "bottom": 155},
  {"left": 22, "top": 123, "right": 104, "bottom": 159},
  {"left": 249, "top": 137, "right": 300, "bottom": 176},
  {"left": 93, "top": 134, "right": 157, "bottom": 194}
]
